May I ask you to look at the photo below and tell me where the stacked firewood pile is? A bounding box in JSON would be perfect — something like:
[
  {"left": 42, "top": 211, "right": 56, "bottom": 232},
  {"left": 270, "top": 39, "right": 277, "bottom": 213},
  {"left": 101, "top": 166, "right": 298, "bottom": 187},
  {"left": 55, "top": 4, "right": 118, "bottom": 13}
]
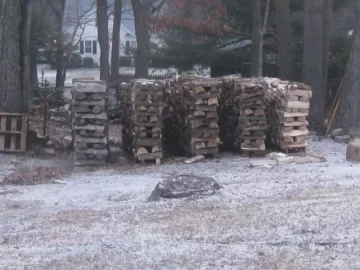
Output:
[
  {"left": 264, "top": 78, "right": 312, "bottom": 151},
  {"left": 163, "top": 78, "right": 221, "bottom": 156},
  {"left": 122, "top": 79, "right": 164, "bottom": 164},
  {"left": 71, "top": 80, "right": 108, "bottom": 166},
  {"left": 237, "top": 78, "right": 267, "bottom": 154},
  {"left": 218, "top": 75, "right": 242, "bottom": 150}
]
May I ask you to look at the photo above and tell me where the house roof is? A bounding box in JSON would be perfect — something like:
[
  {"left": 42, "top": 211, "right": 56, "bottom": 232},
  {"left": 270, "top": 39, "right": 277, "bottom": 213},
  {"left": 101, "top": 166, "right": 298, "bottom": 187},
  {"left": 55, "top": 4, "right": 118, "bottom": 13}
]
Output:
[{"left": 216, "top": 39, "right": 252, "bottom": 52}]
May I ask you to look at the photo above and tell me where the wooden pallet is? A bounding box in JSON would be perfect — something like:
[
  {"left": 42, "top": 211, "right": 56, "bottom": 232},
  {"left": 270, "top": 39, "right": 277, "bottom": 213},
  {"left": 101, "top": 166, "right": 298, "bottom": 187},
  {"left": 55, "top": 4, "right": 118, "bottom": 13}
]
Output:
[
  {"left": 0, "top": 113, "right": 28, "bottom": 153},
  {"left": 137, "top": 152, "right": 162, "bottom": 165},
  {"left": 280, "top": 144, "right": 307, "bottom": 155}
]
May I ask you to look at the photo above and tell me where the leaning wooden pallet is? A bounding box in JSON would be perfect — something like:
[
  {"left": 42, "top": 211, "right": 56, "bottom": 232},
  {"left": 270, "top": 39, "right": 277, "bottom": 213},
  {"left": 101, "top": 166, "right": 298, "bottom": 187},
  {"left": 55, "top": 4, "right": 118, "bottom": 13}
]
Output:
[{"left": 0, "top": 113, "right": 28, "bottom": 153}]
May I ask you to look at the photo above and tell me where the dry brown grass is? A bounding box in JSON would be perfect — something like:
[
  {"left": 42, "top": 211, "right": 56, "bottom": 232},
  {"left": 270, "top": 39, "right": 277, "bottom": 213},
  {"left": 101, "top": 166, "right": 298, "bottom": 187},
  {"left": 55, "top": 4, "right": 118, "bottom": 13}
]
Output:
[{"left": 2, "top": 166, "right": 69, "bottom": 185}]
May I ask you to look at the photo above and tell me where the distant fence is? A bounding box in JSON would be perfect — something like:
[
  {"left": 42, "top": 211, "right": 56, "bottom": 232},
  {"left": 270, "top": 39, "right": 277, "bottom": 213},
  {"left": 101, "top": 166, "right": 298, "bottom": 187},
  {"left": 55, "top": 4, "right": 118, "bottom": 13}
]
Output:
[{"left": 118, "top": 72, "right": 169, "bottom": 83}]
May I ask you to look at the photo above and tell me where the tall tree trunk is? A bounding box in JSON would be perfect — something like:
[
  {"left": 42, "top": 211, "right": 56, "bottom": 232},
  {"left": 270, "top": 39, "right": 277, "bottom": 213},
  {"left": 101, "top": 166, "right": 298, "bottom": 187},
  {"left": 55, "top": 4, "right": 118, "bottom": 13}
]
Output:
[
  {"left": 132, "top": 0, "right": 150, "bottom": 78},
  {"left": 110, "top": 0, "right": 122, "bottom": 83},
  {"left": 335, "top": 9, "right": 360, "bottom": 131},
  {"left": 251, "top": 0, "right": 262, "bottom": 77},
  {"left": 275, "top": 0, "right": 295, "bottom": 80},
  {"left": 97, "top": 0, "right": 109, "bottom": 81},
  {"left": 55, "top": 0, "right": 66, "bottom": 89},
  {"left": 19, "top": 0, "right": 32, "bottom": 113},
  {"left": 30, "top": 48, "right": 38, "bottom": 88},
  {"left": 0, "top": 0, "right": 23, "bottom": 112},
  {"left": 322, "top": 0, "right": 333, "bottom": 105},
  {"left": 303, "top": 0, "right": 324, "bottom": 131}
]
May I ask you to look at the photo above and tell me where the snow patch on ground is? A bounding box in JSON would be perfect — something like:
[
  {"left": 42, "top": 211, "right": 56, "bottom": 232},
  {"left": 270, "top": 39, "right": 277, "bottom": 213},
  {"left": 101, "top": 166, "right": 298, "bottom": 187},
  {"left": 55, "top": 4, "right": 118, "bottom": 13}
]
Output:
[{"left": 1, "top": 138, "right": 360, "bottom": 269}]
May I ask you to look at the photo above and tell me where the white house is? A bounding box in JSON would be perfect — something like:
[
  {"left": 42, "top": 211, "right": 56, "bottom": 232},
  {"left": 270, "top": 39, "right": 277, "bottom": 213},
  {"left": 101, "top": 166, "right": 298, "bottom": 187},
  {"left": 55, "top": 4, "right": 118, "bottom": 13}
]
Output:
[{"left": 63, "top": 0, "right": 141, "bottom": 66}]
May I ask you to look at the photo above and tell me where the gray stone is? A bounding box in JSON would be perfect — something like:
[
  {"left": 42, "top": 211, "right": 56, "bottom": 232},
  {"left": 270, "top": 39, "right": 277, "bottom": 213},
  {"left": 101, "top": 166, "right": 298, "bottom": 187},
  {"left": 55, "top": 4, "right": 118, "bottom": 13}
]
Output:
[
  {"left": 331, "top": 128, "right": 345, "bottom": 137},
  {"left": 334, "top": 135, "right": 350, "bottom": 144},
  {"left": 149, "top": 174, "right": 221, "bottom": 201}
]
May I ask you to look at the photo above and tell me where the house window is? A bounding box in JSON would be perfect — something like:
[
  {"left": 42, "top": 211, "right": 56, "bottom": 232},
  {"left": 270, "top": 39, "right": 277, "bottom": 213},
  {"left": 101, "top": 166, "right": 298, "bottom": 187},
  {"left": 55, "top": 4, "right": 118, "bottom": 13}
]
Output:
[
  {"left": 85, "top": 41, "right": 92, "bottom": 53},
  {"left": 80, "top": 40, "right": 97, "bottom": 55}
]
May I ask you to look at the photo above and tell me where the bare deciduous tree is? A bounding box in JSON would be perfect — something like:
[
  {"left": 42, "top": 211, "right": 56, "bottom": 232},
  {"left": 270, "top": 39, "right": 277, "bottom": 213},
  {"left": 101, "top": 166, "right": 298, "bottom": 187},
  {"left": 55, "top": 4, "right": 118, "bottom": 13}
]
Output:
[
  {"left": 0, "top": 0, "right": 32, "bottom": 113},
  {"left": 251, "top": 0, "right": 270, "bottom": 77},
  {"left": 275, "top": 0, "right": 295, "bottom": 80},
  {"left": 110, "top": 0, "right": 122, "bottom": 82},
  {"left": 322, "top": 0, "right": 334, "bottom": 100},
  {"left": 97, "top": 0, "right": 110, "bottom": 80},
  {"left": 131, "top": 0, "right": 166, "bottom": 78},
  {"left": 303, "top": 0, "right": 324, "bottom": 131},
  {"left": 335, "top": 4, "right": 360, "bottom": 131}
]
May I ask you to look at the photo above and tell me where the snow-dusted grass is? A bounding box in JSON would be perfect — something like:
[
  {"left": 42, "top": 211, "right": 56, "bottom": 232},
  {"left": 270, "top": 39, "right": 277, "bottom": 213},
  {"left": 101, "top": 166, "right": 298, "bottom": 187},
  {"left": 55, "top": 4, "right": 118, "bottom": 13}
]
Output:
[{"left": 1, "top": 138, "right": 360, "bottom": 269}]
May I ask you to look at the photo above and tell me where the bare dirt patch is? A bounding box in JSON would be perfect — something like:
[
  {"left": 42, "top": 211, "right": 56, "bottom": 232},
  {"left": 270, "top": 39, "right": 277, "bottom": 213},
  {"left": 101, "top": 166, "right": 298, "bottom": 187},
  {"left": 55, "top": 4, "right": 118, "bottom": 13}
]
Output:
[{"left": 2, "top": 166, "right": 70, "bottom": 186}]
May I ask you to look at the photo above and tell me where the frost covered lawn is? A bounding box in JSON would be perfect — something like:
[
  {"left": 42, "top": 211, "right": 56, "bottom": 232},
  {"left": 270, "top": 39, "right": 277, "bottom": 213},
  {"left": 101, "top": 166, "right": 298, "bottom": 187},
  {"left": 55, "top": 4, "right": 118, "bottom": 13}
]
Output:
[{"left": 1, "top": 139, "right": 360, "bottom": 269}]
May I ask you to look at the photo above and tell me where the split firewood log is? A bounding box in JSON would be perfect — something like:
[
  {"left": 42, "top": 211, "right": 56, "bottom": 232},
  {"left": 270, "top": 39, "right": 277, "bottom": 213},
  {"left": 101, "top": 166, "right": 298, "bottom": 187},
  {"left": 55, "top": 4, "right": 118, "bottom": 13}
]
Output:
[
  {"left": 206, "top": 111, "right": 217, "bottom": 119},
  {"left": 194, "top": 111, "right": 205, "bottom": 117},
  {"left": 152, "top": 146, "right": 161, "bottom": 153},
  {"left": 138, "top": 116, "right": 148, "bottom": 122},
  {"left": 91, "top": 93, "right": 104, "bottom": 100},
  {"left": 192, "top": 120, "right": 204, "bottom": 128},
  {"left": 207, "top": 141, "right": 217, "bottom": 148},
  {"left": 254, "top": 109, "right": 265, "bottom": 116},
  {"left": 152, "top": 127, "right": 161, "bottom": 133},
  {"left": 195, "top": 142, "right": 206, "bottom": 149},
  {"left": 138, "top": 131, "right": 147, "bottom": 138},
  {"left": 195, "top": 99, "right": 205, "bottom": 105},
  {"left": 136, "top": 147, "right": 148, "bottom": 156},
  {"left": 148, "top": 106, "right": 158, "bottom": 113},
  {"left": 194, "top": 86, "right": 205, "bottom": 94},
  {"left": 138, "top": 105, "right": 148, "bottom": 111},
  {"left": 243, "top": 109, "right": 254, "bottom": 116},
  {"left": 92, "top": 105, "right": 103, "bottom": 114},
  {"left": 75, "top": 92, "right": 87, "bottom": 100},
  {"left": 150, "top": 115, "right": 159, "bottom": 122},
  {"left": 79, "top": 130, "right": 88, "bottom": 137},
  {"left": 208, "top": 97, "right": 218, "bottom": 106},
  {"left": 209, "top": 121, "right": 218, "bottom": 128},
  {"left": 92, "top": 130, "right": 106, "bottom": 137}
]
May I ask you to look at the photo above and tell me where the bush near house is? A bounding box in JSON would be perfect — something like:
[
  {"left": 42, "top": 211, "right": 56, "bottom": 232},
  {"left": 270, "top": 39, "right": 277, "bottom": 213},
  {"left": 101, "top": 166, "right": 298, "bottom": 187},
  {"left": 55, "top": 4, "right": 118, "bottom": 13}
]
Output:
[
  {"left": 47, "top": 53, "right": 83, "bottom": 69},
  {"left": 82, "top": 57, "right": 95, "bottom": 68},
  {"left": 71, "top": 54, "right": 83, "bottom": 68}
]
